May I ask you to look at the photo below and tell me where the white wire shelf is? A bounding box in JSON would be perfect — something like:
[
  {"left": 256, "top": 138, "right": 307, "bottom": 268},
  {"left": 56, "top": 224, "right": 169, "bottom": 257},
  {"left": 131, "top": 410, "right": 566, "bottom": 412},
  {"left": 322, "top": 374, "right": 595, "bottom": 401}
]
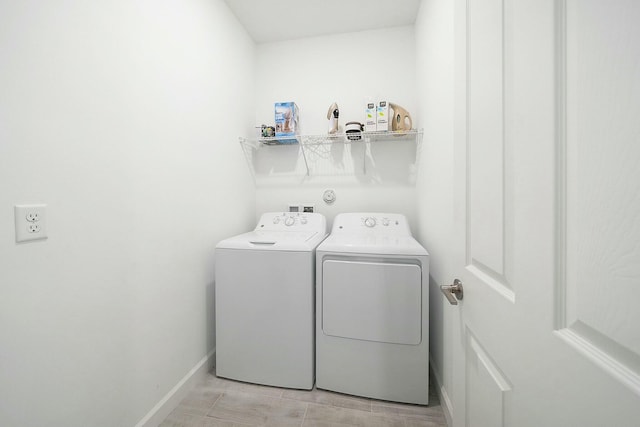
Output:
[
  {"left": 239, "top": 129, "right": 423, "bottom": 181},
  {"left": 242, "top": 129, "right": 422, "bottom": 147}
]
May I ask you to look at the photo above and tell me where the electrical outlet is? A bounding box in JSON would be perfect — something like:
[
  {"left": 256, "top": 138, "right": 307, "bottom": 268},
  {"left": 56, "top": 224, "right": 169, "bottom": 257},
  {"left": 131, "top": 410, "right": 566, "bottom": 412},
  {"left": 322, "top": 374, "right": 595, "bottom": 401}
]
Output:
[
  {"left": 302, "top": 205, "right": 315, "bottom": 213},
  {"left": 15, "top": 204, "right": 48, "bottom": 243},
  {"left": 26, "top": 212, "right": 40, "bottom": 222}
]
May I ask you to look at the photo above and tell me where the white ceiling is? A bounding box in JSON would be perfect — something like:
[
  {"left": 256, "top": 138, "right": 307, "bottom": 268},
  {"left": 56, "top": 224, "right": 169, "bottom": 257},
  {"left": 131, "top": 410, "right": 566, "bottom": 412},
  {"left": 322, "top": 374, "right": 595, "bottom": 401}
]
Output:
[{"left": 223, "top": 0, "right": 422, "bottom": 43}]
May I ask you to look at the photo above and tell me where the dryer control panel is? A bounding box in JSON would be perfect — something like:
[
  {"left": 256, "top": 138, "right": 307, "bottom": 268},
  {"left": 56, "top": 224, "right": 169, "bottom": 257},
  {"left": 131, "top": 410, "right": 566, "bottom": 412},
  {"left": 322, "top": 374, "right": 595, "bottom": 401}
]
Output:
[
  {"left": 255, "top": 212, "right": 327, "bottom": 233},
  {"left": 331, "top": 213, "right": 412, "bottom": 235}
]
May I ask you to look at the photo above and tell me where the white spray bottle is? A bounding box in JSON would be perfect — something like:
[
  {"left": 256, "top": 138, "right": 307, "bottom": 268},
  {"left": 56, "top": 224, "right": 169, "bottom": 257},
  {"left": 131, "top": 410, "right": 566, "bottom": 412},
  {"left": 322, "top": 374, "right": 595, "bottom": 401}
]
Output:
[{"left": 327, "top": 102, "right": 339, "bottom": 134}]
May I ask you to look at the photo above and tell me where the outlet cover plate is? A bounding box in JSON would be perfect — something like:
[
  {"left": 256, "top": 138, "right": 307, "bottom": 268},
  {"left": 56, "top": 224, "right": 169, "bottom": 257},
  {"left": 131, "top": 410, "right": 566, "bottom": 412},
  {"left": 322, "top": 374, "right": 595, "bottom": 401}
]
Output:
[{"left": 15, "top": 204, "right": 48, "bottom": 243}]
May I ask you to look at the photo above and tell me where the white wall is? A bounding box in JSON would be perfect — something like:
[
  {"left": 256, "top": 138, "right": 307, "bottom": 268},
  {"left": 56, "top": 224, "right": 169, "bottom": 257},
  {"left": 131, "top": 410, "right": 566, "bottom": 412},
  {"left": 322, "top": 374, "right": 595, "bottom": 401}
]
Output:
[
  {"left": 415, "top": 0, "right": 457, "bottom": 423},
  {"left": 253, "top": 27, "right": 419, "bottom": 229},
  {"left": 0, "top": 1, "right": 255, "bottom": 426}
]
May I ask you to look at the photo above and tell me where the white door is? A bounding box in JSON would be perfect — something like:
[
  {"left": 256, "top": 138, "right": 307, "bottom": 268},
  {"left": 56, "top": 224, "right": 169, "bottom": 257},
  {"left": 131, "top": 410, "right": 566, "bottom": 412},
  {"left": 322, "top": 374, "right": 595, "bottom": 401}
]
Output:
[{"left": 448, "top": 0, "right": 640, "bottom": 426}]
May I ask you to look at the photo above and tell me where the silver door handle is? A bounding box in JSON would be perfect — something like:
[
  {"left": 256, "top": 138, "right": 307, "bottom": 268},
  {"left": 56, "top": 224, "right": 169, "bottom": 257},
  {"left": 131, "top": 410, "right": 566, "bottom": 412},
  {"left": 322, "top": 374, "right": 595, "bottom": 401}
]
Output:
[{"left": 440, "top": 279, "right": 464, "bottom": 305}]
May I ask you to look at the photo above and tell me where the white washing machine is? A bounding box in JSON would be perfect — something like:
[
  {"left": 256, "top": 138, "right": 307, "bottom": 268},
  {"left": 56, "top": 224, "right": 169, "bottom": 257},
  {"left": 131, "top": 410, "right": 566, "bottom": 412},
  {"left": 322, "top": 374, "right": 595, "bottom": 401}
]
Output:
[
  {"left": 316, "top": 213, "right": 429, "bottom": 405},
  {"left": 215, "top": 212, "right": 327, "bottom": 390}
]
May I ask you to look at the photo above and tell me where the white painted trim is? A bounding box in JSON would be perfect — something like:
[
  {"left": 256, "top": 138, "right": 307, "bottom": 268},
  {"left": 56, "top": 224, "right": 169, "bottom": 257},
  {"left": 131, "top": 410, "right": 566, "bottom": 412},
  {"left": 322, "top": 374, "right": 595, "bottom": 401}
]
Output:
[
  {"left": 430, "top": 356, "right": 453, "bottom": 427},
  {"left": 555, "top": 329, "right": 640, "bottom": 397},
  {"left": 135, "top": 348, "right": 215, "bottom": 427},
  {"left": 553, "top": 0, "right": 568, "bottom": 331}
]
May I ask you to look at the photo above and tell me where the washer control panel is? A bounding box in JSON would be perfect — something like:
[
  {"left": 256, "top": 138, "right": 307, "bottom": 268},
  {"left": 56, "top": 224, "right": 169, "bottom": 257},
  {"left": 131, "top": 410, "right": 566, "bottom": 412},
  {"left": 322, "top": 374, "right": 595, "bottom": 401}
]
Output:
[
  {"left": 257, "top": 212, "right": 326, "bottom": 232},
  {"left": 361, "top": 216, "right": 399, "bottom": 228},
  {"left": 331, "top": 213, "right": 411, "bottom": 235}
]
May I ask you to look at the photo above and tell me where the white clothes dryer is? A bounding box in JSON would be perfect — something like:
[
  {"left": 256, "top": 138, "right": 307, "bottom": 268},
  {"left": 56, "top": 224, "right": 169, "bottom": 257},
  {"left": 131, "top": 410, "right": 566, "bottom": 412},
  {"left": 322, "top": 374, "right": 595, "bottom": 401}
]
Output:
[
  {"left": 215, "top": 212, "right": 327, "bottom": 390},
  {"left": 316, "top": 213, "right": 429, "bottom": 405}
]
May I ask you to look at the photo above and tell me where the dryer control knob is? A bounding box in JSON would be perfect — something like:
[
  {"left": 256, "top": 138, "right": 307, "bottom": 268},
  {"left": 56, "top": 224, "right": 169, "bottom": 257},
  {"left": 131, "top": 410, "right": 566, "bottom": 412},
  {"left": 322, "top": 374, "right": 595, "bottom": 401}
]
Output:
[
  {"left": 273, "top": 217, "right": 280, "bottom": 224},
  {"left": 382, "top": 218, "right": 390, "bottom": 226},
  {"left": 285, "top": 216, "right": 295, "bottom": 226},
  {"left": 364, "top": 217, "right": 377, "bottom": 228}
]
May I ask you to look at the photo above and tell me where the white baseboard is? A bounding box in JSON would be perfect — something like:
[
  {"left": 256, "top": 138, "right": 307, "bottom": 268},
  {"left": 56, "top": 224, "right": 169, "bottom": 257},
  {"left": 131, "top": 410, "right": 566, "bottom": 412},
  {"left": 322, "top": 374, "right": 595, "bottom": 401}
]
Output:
[
  {"left": 430, "top": 355, "right": 453, "bottom": 427},
  {"left": 135, "top": 348, "right": 215, "bottom": 427}
]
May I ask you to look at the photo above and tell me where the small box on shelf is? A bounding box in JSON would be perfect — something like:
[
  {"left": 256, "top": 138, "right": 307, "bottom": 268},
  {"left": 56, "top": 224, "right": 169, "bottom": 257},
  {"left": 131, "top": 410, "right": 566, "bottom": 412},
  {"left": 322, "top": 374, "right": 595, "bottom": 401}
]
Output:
[{"left": 275, "top": 102, "right": 299, "bottom": 144}]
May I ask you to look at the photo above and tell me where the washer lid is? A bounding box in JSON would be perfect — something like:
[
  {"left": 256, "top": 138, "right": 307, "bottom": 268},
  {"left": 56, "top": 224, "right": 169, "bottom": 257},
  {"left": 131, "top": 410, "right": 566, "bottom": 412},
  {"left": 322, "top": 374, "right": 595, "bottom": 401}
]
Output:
[
  {"left": 316, "top": 233, "right": 428, "bottom": 256},
  {"left": 217, "top": 230, "right": 326, "bottom": 251}
]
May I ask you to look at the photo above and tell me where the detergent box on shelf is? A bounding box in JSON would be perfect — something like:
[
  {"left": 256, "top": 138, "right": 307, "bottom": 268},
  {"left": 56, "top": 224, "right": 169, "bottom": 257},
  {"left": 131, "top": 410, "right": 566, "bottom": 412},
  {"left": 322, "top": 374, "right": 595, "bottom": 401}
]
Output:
[
  {"left": 376, "top": 100, "right": 389, "bottom": 131},
  {"left": 274, "top": 102, "right": 299, "bottom": 144},
  {"left": 365, "top": 101, "right": 377, "bottom": 132}
]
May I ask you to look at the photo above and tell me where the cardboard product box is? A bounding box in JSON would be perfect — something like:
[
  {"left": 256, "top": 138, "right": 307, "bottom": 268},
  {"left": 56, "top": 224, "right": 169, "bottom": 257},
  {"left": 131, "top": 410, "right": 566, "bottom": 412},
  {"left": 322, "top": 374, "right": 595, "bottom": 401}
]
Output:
[
  {"left": 275, "top": 102, "right": 299, "bottom": 143},
  {"left": 365, "top": 101, "right": 377, "bottom": 132},
  {"left": 376, "top": 100, "right": 389, "bottom": 131}
]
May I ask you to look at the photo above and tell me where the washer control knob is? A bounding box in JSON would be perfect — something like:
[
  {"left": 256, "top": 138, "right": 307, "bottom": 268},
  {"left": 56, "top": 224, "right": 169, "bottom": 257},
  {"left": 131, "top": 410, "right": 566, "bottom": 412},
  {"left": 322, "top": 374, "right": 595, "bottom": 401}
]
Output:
[
  {"left": 285, "top": 216, "right": 295, "bottom": 226},
  {"left": 382, "top": 218, "right": 390, "bottom": 226},
  {"left": 300, "top": 217, "right": 308, "bottom": 225},
  {"left": 364, "top": 217, "right": 376, "bottom": 228},
  {"left": 273, "top": 216, "right": 280, "bottom": 224}
]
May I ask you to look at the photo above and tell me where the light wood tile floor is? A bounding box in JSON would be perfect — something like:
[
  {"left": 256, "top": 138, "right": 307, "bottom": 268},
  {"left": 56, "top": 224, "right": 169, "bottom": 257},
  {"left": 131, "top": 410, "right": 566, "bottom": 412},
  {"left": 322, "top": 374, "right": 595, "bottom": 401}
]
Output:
[{"left": 160, "top": 371, "right": 446, "bottom": 427}]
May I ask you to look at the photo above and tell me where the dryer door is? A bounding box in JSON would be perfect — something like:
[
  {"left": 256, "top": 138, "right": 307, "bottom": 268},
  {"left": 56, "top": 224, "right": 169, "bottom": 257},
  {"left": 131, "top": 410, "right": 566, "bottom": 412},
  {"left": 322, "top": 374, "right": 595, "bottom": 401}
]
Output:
[{"left": 322, "top": 259, "right": 422, "bottom": 345}]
